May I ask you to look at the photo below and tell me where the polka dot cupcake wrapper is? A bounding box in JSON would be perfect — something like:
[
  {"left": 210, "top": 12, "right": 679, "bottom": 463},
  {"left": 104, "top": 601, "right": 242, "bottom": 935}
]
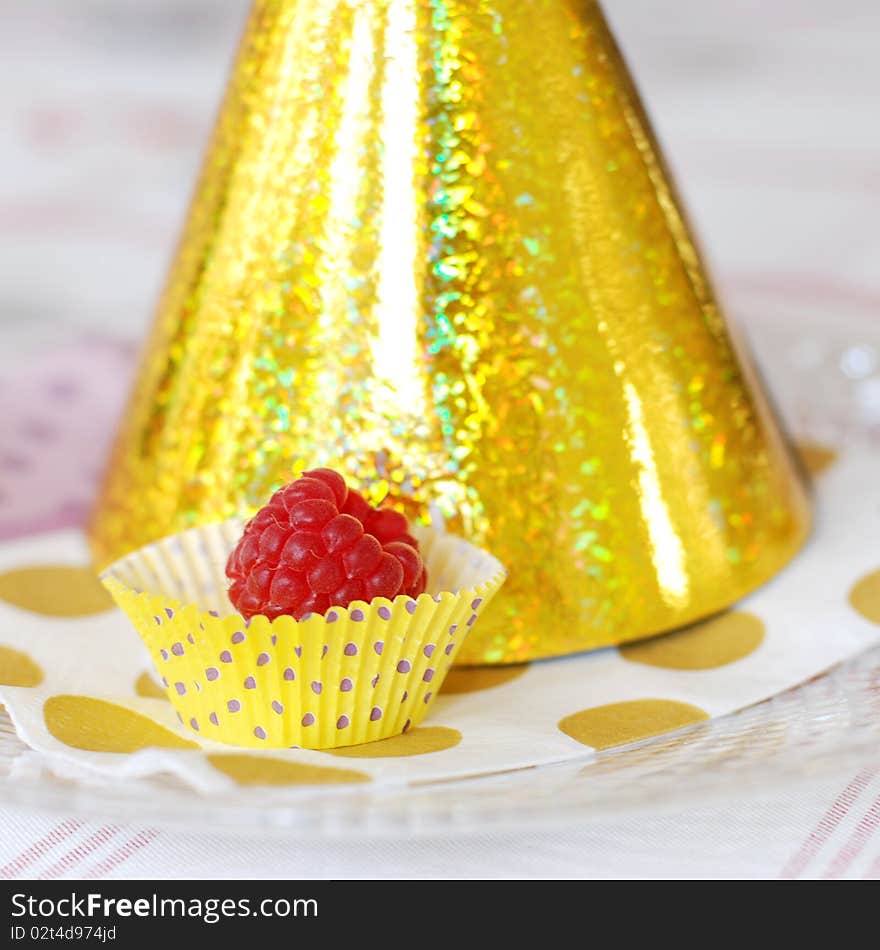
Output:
[{"left": 101, "top": 520, "right": 506, "bottom": 750}]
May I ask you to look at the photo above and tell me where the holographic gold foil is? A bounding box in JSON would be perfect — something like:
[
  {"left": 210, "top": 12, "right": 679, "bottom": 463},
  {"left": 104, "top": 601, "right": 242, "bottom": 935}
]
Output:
[{"left": 89, "top": 0, "right": 811, "bottom": 663}]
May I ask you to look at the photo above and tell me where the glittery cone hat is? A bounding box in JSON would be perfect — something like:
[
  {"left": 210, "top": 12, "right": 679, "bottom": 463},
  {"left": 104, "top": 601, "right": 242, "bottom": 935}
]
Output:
[{"left": 90, "top": 0, "right": 810, "bottom": 663}]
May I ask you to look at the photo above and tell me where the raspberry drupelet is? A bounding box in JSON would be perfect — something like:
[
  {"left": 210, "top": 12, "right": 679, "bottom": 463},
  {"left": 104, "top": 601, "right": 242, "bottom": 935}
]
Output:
[{"left": 226, "top": 468, "right": 428, "bottom": 621}]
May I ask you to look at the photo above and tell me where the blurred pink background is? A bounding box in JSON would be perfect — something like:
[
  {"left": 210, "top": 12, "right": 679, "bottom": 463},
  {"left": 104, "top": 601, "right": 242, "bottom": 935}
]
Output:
[{"left": 1, "top": 0, "right": 879, "bottom": 534}]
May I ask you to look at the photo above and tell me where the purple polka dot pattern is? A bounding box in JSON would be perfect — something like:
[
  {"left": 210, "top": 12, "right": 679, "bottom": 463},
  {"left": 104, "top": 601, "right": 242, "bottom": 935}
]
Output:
[
  {"left": 154, "top": 616, "right": 162, "bottom": 626},
  {"left": 161, "top": 677, "right": 168, "bottom": 687},
  {"left": 208, "top": 610, "right": 219, "bottom": 618},
  {"left": 165, "top": 607, "right": 175, "bottom": 619},
  {"left": 139, "top": 569, "right": 500, "bottom": 748}
]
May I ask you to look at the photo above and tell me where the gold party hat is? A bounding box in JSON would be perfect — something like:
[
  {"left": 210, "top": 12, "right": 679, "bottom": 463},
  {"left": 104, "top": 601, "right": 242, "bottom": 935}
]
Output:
[{"left": 90, "top": 0, "right": 810, "bottom": 663}]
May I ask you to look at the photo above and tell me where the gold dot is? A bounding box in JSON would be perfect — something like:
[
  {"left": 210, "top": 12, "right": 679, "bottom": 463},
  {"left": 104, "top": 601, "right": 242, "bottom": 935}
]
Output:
[
  {"left": 796, "top": 440, "right": 837, "bottom": 476},
  {"left": 0, "top": 645, "right": 44, "bottom": 687},
  {"left": 559, "top": 699, "right": 709, "bottom": 750},
  {"left": 208, "top": 754, "right": 370, "bottom": 786},
  {"left": 440, "top": 664, "right": 530, "bottom": 694},
  {"left": 44, "top": 695, "right": 198, "bottom": 753},
  {"left": 620, "top": 611, "right": 764, "bottom": 670},
  {"left": 849, "top": 570, "right": 880, "bottom": 625},
  {"left": 134, "top": 672, "right": 168, "bottom": 700},
  {"left": 0, "top": 566, "right": 113, "bottom": 617},
  {"left": 328, "top": 726, "right": 462, "bottom": 758}
]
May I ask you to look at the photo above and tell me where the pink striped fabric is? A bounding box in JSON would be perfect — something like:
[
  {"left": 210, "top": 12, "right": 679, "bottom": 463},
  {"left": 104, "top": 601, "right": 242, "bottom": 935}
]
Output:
[
  {"left": 0, "top": 820, "right": 83, "bottom": 879},
  {"left": 780, "top": 768, "right": 879, "bottom": 879},
  {"left": 82, "top": 830, "right": 160, "bottom": 880},
  {"left": 38, "top": 826, "right": 120, "bottom": 880},
  {"left": 0, "top": 822, "right": 160, "bottom": 880}
]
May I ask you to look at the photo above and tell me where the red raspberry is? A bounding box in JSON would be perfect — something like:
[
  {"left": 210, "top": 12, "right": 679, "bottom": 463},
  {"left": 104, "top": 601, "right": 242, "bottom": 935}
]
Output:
[{"left": 226, "top": 468, "right": 428, "bottom": 620}]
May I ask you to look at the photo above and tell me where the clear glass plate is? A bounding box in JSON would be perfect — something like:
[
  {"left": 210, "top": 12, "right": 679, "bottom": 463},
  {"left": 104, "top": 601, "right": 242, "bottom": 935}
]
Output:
[{"left": 2, "top": 290, "right": 878, "bottom": 838}]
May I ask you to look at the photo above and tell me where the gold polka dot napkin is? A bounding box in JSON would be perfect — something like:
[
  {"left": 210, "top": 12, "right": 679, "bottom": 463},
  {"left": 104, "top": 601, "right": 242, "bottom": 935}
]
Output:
[{"left": 0, "top": 445, "right": 877, "bottom": 791}]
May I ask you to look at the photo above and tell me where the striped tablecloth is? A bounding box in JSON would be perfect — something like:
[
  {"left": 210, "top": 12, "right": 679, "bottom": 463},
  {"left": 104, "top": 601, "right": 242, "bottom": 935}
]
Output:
[{"left": 2, "top": 769, "right": 880, "bottom": 879}]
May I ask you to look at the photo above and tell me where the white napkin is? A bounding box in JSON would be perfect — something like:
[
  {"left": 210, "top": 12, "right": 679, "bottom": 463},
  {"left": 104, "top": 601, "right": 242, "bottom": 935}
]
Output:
[{"left": 0, "top": 447, "right": 877, "bottom": 793}]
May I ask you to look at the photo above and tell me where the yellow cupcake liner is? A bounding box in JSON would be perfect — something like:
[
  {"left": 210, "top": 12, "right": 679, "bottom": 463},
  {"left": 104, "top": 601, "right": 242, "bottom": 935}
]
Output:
[{"left": 101, "top": 520, "right": 506, "bottom": 750}]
